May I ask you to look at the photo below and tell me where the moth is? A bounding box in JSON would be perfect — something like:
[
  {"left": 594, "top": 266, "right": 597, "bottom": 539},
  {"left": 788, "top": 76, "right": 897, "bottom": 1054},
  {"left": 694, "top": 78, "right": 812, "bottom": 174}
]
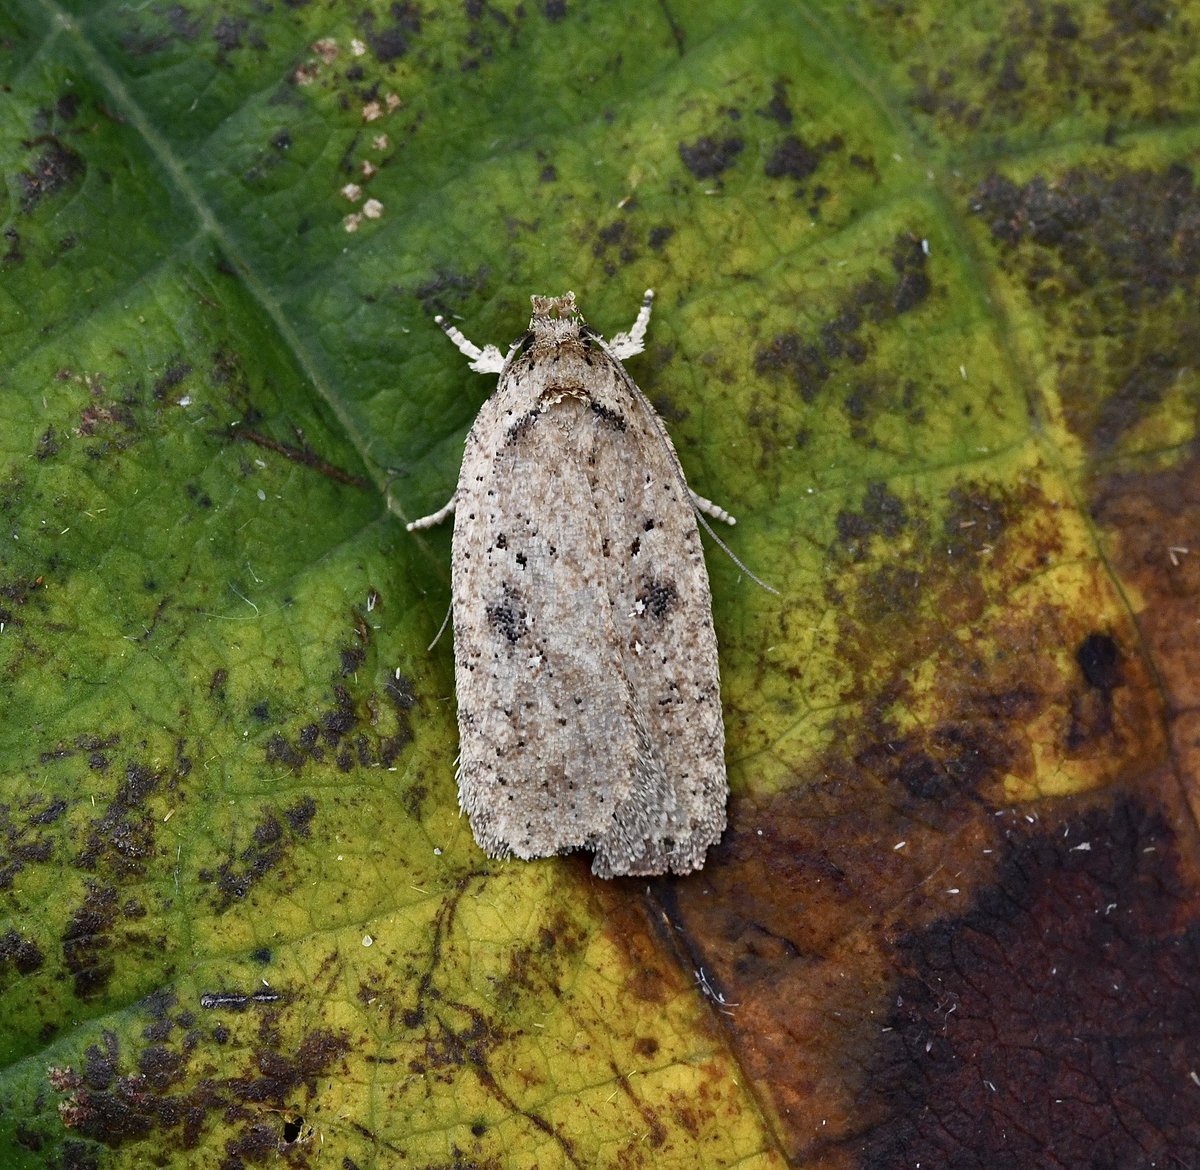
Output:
[{"left": 408, "top": 291, "right": 735, "bottom": 877}]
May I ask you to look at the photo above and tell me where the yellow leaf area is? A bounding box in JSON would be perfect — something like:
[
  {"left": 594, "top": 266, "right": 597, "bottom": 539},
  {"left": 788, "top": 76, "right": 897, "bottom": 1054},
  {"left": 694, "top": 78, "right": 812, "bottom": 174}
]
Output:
[{"left": 24, "top": 869, "right": 781, "bottom": 1168}]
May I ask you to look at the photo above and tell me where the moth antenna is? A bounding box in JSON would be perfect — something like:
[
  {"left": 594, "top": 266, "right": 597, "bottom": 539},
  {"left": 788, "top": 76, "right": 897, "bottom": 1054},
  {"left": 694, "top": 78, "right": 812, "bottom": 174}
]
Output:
[
  {"left": 426, "top": 600, "right": 453, "bottom": 651},
  {"left": 693, "top": 509, "right": 780, "bottom": 595}
]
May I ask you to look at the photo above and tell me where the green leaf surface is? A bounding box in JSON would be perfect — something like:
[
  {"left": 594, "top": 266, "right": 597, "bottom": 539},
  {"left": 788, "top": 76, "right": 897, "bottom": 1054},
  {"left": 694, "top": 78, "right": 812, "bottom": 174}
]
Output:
[{"left": 2, "top": 2, "right": 1199, "bottom": 1167}]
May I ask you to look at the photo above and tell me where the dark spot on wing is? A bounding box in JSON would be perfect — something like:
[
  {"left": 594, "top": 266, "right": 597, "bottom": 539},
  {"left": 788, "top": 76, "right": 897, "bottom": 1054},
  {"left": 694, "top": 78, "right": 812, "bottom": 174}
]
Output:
[
  {"left": 638, "top": 577, "right": 679, "bottom": 620},
  {"left": 590, "top": 401, "right": 627, "bottom": 431},
  {"left": 506, "top": 409, "right": 540, "bottom": 443},
  {"left": 487, "top": 585, "right": 526, "bottom": 645}
]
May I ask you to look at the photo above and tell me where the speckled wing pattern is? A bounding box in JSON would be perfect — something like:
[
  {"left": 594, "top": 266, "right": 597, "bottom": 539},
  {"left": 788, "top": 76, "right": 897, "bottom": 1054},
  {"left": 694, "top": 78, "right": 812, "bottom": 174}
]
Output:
[{"left": 444, "top": 295, "right": 727, "bottom": 877}]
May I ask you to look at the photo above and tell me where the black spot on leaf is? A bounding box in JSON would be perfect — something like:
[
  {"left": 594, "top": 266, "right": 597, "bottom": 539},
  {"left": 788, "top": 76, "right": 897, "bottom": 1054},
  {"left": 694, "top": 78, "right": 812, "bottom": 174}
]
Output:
[
  {"left": 1076, "top": 632, "right": 1122, "bottom": 691},
  {"left": 678, "top": 135, "right": 744, "bottom": 180}
]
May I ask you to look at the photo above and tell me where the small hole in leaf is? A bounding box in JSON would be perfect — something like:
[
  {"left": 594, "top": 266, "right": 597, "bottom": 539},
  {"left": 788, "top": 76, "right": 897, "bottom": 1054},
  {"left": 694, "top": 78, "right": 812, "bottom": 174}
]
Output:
[{"left": 282, "top": 1115, "right": 304, "bottom": 1142}]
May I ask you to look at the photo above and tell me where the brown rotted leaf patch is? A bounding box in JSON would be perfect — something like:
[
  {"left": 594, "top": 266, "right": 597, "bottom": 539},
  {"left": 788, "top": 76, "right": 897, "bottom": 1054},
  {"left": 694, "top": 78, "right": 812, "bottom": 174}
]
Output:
[
  {"left": 658, "top": 462, "right": 1167, "bottom": 1160},
  {"left": 861, "top": 797, "right": 1200, "bottom": 1169},
  {"left": 1091, "top": 444, "right": 1200, "bottom": 719}
]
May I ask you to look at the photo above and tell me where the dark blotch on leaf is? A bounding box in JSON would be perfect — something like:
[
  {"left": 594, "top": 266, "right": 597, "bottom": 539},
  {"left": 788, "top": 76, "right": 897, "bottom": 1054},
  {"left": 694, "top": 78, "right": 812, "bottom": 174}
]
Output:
[
  {"left": 758, "top": 80, "right": 793, "bottom": 126},
  {"left": 340, "top": 644, "right": 366, "bottom": 676},
  {"left": 1076, "top": 632, "right": 1122, "bottom": 691},
  {"left": 754, "top": 234, "right": 930, "bottom": 401},
  {"left": 753, "top": 332, "right": 829, "bottom": 403},
  {"left": 385, "top": 672, "right": 417, "bottom": 709},
  {"left": 36, "top": 426, "right": 59, "bottom": 459},
  {"left": 836, "top": 482, "right": 909, "bottom": 558},
  {"left": 285, "top": 796, "right": 317, "bottom": 836},
  {"left": 200, "top": 799, "right": 316, "bottom": 911},
  {"left": 60, "top": 1141, "right": 99, "bottom": 1170},
  {"left": 152, "top": 359, "right": 191, "bottom": 399},
  {"left": 414, "top": 264, "right": 490, "bottom": 314},
  {"left": 19, "top": 138, "right": 85, "bottom": 212},
  {"left": 29, "top": 797, "right": 67, "bottom": 826},
  {"left": 648, "top": 225, "right": 674, "bottom": 250},
  {"left": 212, "top": 15, "right": 246, "bottom": 52},
  {"left": 362, "top": 2, "right": 423, "bottom": 62},
  {"left": 62, "top": 882, "right": 119, "bottom": 998},
  {"left": 764, "top": 135, "right": 820, "bottom": 180},
  {"left": 678, "top": 135, "right": 744, "bottom": 180},
  {"left": 972, "top": 164, "right": 1199, "bottom": 452},
  {"left": 0, "top": 928, "right": 44, "bottom": 975}
]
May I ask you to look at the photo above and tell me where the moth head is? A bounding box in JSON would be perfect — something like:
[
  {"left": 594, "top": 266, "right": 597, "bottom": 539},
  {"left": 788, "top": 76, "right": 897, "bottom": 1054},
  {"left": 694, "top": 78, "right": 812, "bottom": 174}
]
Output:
[{"left": 528, "top": 292, "right": 584, "bottom": 350}]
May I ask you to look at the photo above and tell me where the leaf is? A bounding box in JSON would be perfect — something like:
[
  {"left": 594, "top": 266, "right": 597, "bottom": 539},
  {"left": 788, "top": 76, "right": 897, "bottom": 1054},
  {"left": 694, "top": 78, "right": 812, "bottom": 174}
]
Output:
[{"left": 1, "top": 2, "right": 1198, "bottom": 1168}]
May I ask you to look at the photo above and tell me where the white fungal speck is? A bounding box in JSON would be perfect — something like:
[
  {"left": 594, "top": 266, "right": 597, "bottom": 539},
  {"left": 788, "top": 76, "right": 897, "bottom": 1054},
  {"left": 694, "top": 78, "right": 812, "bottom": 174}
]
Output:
[{"left": 311, "top": 37, "right": 338, "bottom": 63}]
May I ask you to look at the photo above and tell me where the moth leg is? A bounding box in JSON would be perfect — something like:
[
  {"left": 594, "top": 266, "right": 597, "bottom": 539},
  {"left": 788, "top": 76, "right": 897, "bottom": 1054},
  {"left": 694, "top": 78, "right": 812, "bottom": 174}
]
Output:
[
  {"left": 608, "top": 288, "right": 655, "bottom": 359},
  {"left": 407, "top": 496, "right": 456, "bottom": 531},
  {"left": 434, "top": 315, "right": 507, "bottom": 374},
  {"left": 690, "top": 488, "right": 737, "bottom": 526}
]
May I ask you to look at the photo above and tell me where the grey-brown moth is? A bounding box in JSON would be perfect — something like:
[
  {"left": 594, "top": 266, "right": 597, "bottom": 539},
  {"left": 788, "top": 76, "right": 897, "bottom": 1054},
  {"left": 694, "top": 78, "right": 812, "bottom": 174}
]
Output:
[{"left": 408, "top": 291, "right": 734, "bottom": 877}]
